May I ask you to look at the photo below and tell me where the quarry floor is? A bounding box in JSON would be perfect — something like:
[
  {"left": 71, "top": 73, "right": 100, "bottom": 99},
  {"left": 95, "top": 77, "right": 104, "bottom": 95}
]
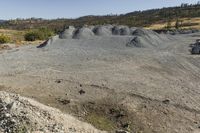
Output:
[{"left": 0, "top": 33, "right": 200, "bottom": 133}]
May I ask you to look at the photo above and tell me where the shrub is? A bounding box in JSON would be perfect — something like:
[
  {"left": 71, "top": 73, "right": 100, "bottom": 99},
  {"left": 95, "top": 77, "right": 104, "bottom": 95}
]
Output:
[
  {"left": 24, "top": 28, "right": 54, "bottom": 41},
  {"left": 0, "top": 34, "right": 11, "bottom": 44},
  {"left": 24, "top": 32, "right": 39, "bottom": 41}
]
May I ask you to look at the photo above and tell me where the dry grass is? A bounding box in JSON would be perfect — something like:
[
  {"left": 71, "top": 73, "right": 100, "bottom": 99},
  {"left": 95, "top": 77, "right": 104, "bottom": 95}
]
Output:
[
  {"left": 0, "top": 29, "right": 25, "bottom": 43},
  {"left": 0, "top": 29, "right": 44, "bottom": 46},
  {"left": 145, "top": 17, "right": 200, "bottom": 30}
]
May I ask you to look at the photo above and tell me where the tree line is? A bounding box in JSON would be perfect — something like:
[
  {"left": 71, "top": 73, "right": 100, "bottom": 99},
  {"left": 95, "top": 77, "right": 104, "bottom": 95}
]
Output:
[{"left": 1, "top": 2, "right": 200, "bottom": 32}]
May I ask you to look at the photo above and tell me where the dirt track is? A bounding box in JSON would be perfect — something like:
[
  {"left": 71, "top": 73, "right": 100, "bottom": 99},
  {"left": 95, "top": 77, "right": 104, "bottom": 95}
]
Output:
[{"left": 0, "top": 28, "right": 200, "bottom": 132}]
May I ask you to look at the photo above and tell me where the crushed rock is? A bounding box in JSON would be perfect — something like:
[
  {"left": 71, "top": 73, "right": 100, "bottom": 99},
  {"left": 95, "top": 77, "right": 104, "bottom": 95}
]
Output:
[{"left": 0, "top": 91, "right": 106, "bottom": 133}]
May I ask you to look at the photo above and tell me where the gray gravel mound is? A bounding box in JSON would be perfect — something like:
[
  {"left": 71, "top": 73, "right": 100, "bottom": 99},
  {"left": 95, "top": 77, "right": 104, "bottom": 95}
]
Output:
[
  {"left": 132, "top": 28, "right": 156, "bottom": 36},
  {"left": 130, "top": 27, "right": 137, "bottom": 35},
  {"left": 93, "top": 26, "right": 112, "bottom": 36},
  {"left": 111, "top": 26, "right": 130, "bottom": 35},
  {"left": 59, "top": 26, "right": 75, "bottom": 39},
  {"left": 128, "top": 28, "right": 172, "bottom": 48},
  {"left": 73, "top": 27, "right": 95, "bottom": 39},
  {"left": 57, "top": 25, "right": 172, "bottom": 48},
  {"left": 112, "top": 26, "right": 121, "bottom": 35},
  {"left": 126, "top": 37, "right": 145, "bottom": 48},
  {"left": 127, "top": 36, "right": 156, "bottom": 48},
  {"left": 120, "top": 26, "right": 130, "bottom": 35}
]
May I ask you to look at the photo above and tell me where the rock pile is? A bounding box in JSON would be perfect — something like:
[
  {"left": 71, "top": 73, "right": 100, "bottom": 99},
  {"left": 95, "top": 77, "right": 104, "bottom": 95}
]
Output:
[
  {"left": 58, "top": 25, "right": 172, "bottom": 48},
  {"left": 0, "top": 92, "right": 105, "bottom": 133}
]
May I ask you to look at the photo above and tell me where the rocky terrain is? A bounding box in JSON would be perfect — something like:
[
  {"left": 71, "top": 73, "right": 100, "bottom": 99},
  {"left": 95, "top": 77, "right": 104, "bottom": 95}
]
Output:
[
  {"left": 0, "top": 91, "right": 105, "bottom": 133},
  {"left": 0, "top": 25, "right": 200, "bottom": 133}
]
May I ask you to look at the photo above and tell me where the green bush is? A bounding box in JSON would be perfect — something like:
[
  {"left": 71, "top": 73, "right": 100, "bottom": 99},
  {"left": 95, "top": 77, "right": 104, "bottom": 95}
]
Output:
[
  {"left": 0, "top": 34, "right": 11, "bottom": 44},
  {"left": 24, "top": 32, "right": 39, "bottom": 41},
  {"left": 24, "top": 28, "right": 54, "bottom": 41}
]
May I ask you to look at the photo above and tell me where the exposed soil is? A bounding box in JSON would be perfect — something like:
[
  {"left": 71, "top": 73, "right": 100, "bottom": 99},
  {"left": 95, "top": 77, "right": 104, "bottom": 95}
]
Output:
[{"left": 0, "top": 26, "right": 200, "bottom": 132}]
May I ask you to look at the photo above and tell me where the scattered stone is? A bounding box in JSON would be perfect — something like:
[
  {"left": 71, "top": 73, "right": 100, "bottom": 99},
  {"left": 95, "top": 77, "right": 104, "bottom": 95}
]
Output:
[
  {"left": 162, "top": 99, "right": 170, "bottom": 104},
  {"left": 55, "top": 80, "right": 62, "bottom": 84},
  {"left": 79, "top": 90, "right": 86, "bottom": 95},
  {"left": 57, "top": 98, "right": 70, "bottom": 105},
  {"left": 88, "top": 101, "right": 95, "bottom": 105},
  {"left": 122, "top": 123, "right": 130, "bottom": 129},
  {"left": 80, "top": 84, "right": 83, "bottom": 87},
  {"left": 69, "top": 127, "right": 76, "bottom": 132},
  {"left": 0, "top": 91, "right": 103, "bottom": 133}
]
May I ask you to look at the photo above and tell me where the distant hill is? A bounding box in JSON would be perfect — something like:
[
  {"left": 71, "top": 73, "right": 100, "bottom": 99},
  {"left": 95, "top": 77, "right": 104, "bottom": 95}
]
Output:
[
  {"left": 0, "top": 20, "right": 5, "bottom": 23},
  {"left": 1, "top": 2, "right": 200, "bottom": 32}
]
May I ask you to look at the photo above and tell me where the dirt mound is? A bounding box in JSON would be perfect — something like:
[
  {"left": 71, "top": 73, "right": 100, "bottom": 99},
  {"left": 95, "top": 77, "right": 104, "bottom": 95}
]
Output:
[
  {"left": 0, "top": 91, "right": 105, "bottom": 133},
  {"left": 128, "top": 28, "right": 171, "bottom": 48},
  {"left": 93, "top": 26, "right": 112, "bottom": 36},
  {"left": 37, "top": 35, "right": 59, "bottom": 48},
  {"left": 73, "top": 27, "right": 95, "bottom": 39},
  {"left": 126, "top": 37, "right": 146, "bottom": 48},
  {"left": 126, "top": 36, "right": 158, "bottom": 48},
  {"left": 104, "top": 24, "right": 113, "bottom": 30},
  {"left": 57, "top": 25, "right": 172, "bottom": 48},
  {"left": 120, "top": 26, "right": 130, "bottom": 35},
  {"left": 111, "top": 26, "right": 121, "bottom": 35},
  {"left": 129, "top": 27, "right": 137, "bottom": 35},
  {"left": 59, "top": 26, "right": 75, "bottom": 39},
  {"left": 111, "top": 26, "right": 130, "bottom": 35},
  {"left": 132, "top": 28, "right": 156, "bottom": 36},
  {"left": 88, "top": 26, "right": 95, "bottom": 31}
]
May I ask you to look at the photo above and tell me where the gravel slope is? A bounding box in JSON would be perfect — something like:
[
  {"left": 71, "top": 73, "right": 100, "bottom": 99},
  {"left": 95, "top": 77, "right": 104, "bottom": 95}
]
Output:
[
  {"left": 0, "top": 27, "right": 200, "bottom": 132},
  {"left": 0, "top": 91, "right": 106, "bottom": 133}
]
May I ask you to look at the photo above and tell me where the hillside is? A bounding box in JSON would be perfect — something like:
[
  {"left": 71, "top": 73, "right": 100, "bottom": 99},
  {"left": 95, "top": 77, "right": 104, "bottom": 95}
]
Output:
[
  {"left": 0, "top": 20, "right": 5, "bottom": 23},
  {"left": 1, "top": 3, "right": 200, "bottom": 32},
  {"left": 147, "top": 17, "right": 200, "bottom": 30}
]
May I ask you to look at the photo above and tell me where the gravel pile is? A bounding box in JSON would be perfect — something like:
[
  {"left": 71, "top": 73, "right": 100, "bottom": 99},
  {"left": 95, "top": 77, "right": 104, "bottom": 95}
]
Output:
[
  {"left": 93, "top": 26, "right": 112, "bottom": 36},
  {"left": 58, "top": 25, "right": 172, "bottom": 48},
  {"left": 59, "top": 26, "right": 75, "bottom": 39},
  {"left": 73, "top": 27, "right": 95, "bottom": 39},
  {"left": 0, "top": 92, "right": 105, "bottom": 133}
]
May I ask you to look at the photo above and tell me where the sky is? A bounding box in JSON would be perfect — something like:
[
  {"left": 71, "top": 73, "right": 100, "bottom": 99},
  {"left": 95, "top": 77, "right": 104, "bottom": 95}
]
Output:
[{"left": 0, "top": 0, "right": 198, "bottom": 20}]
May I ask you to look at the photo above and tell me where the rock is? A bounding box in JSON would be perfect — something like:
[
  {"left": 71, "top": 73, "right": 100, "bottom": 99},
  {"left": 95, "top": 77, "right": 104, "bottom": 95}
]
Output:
[
  {"left": 4, "top": 113, "right": 11, "bottom": 118},
  {"left": 57, "top": 98, "right": 70, "bottom": 105},
  {"left": 55, "top": 80, "right": 62, "bottom": 84},
  {"left": 162, "top": 99, "right": 170, "bottom": 104},
  {"left": 79, "top": 90, "right": 86, "bottom": 95}
]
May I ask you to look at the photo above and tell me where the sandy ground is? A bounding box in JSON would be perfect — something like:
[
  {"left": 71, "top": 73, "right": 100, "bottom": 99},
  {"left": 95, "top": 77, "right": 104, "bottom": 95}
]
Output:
[{"left": 0, "top": 30, "right": 200, "bottom": 132}]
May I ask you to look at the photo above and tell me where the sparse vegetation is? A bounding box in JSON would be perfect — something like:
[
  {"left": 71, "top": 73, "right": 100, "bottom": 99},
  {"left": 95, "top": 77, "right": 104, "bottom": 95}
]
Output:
[
  {"left": 1, "top": 2, "right": 200, "bottom": 31},
  {"left": 175, "top": 19, "right": 180, "bottom": 29},
  {"left": 86, "top": 113, "right": 116, "bottom": 131},
  {"left": 165, "top": 20, "right": 172, "bottom": 30},
  {"left": 0, "top": 2, "right": 199, "bottom": 44},
  {"left": 0, "top": 34, "right": 10, "bottom": 44},
  {"left": 24, "top": 31, "right": 40, "bottom": 41},
  {"left": 24, "top": 28, "right": 54, "bottom": 41}
]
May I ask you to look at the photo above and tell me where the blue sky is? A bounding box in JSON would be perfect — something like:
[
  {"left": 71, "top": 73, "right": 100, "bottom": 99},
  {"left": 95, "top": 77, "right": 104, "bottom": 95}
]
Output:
[{"left": 0, "top": 0, "right": 198, "bottom": 19}]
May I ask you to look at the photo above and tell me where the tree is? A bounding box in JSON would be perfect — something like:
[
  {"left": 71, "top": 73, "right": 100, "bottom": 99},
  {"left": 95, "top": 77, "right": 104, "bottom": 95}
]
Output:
[{"left": 175, "top": 19, "right": 180, "bottom": 29}]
